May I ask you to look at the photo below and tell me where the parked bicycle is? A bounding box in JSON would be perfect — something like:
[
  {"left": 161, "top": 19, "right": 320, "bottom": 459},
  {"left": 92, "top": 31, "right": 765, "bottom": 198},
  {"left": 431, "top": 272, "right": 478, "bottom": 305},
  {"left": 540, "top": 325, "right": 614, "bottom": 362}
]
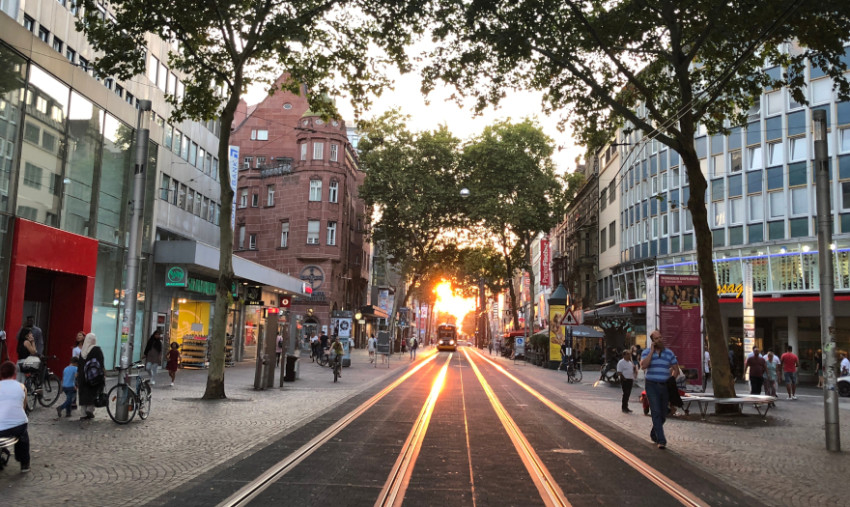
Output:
[
  {"left": 106, "top": 362, "right": 152, "bottom": 424},
  {"left": 20, "top": 355, "right": 61, "bottom": 412},
  {"left": 566, "top": 359, "right": 583, "bottom": 384}
]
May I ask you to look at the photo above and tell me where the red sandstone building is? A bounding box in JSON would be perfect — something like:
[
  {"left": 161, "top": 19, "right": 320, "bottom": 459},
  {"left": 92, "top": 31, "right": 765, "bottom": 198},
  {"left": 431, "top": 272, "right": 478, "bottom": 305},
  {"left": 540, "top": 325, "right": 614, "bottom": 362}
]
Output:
[{"left": 231, "top": 78, "right": 370, "bottom": 342}]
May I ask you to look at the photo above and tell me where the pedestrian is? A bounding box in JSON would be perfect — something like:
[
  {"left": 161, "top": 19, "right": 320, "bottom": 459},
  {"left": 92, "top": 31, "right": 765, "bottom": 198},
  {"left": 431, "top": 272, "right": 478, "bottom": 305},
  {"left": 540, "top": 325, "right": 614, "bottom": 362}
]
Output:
[
  {"left": 0, "top": 361, "right": 30, "bottom": 473},
  {"left": 765, "top": 351, "right": 778, "bottom": 407},
  {"left": 367, "top": 334, "right": 376, "bottom": 363},
  {"left": 319, "top": 332, "right": 330, "bottom": 353},
  {"left": 55, "top": 356, "right": 78, "bottom": 419},
  {"left": 667, "top": 365, "right": 685, "bottom": 416},
  {"left": 703, "top": 345, "right": 711, "bottom": 391},
  {"left": 310, "top": 332, "right": 320, "bottom": 362},
  {"left": 488, "top": 341, "right": 493, "bottom": 356},
  {"left": 780, "top": 345, "right": 799, "bottom": 400},
  {"left": 21, "top": 316, "right": 44, "bottom": 356},
  {"left": 640, "top": 329, "right": 680, "bottom": 450},
  {"left": 15, "top": 328, "right": 36, "bottom": 383},
  {"left": 0, "top": 331, "right": 7, "bottom": 363},
  {"left": 275, "top": 333, "right": 284, "bottom": 365},
  {"left": 559, "top": 341, "right": 569, "bottom": 371},
  {"left": 745, "top": 347, "right": 767, "bottom": 395},
  {"left": 331, "top": 337, "right": 344, "bottom": 378},
  {"left": 72, "top": 331, "right": 85, "bottom": 359},
  {"left": 409, "top": 337, "right": 417, "bottom": 360},
  {"left": 816, "top": 349, "right": 824, "bottom": 388},
  {"left": 840, "top": 351, "right": 850, "bottom": 377},
  {"left": 77, "top": 333, "right": 105, "bottom": 420},
  {"left": 617, "top": 350, "right": 636, "bottom": 413},
  {"left": 166, "top": 342, "right": 180, "bottom": 386},
  {"left": 144, "top": 330, "right": 163, "bottom": 385}
]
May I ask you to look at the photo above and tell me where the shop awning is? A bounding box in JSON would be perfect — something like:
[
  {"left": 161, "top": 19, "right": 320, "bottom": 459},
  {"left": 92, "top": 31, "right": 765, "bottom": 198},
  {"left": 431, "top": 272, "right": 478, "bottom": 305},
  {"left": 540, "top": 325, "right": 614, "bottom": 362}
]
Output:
[
  {"left": 568, "top": 325, "right": 604, "bottom": 338},
  {"left": 359, "top": 305, "right": 389, "bottom": 319},
  {"left": 153, "top": 240, "right": 308, "bottom": 296}
]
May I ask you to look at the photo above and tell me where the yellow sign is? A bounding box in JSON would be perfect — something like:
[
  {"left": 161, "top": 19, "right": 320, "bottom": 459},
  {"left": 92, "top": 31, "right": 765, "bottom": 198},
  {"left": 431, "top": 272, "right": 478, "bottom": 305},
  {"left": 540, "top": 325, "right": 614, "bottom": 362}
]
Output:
[
  {"left": 717, "top": 283, "right": 744, "bottom": 298},
  {"left": 549, "top": 304, "right": 566, "bottom": 361}
]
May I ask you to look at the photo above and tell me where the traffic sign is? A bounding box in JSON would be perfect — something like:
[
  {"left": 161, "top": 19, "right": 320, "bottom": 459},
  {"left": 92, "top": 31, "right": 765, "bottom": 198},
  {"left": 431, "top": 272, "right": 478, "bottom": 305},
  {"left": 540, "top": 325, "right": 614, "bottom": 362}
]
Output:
[{"left": 562, "top": 309, "right": 579, "bottom": 326}]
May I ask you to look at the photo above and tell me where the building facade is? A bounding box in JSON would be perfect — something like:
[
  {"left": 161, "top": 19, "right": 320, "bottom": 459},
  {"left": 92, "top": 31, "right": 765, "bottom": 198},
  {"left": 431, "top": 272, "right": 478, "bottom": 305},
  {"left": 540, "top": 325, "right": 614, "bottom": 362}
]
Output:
[{"left": 231, "top": 79, "right": 370, "bottom": 345}]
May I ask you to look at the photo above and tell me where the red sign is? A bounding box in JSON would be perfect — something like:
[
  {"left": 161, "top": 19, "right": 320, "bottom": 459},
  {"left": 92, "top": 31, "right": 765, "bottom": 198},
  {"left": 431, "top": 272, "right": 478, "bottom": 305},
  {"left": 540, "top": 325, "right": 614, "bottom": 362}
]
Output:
[
  {"left": 267, "top": 307, "right": 280, "bottom": 314},
  {"left": 279, "top": 295, "right": 291, "bottom": 308},
  {"left": 540, "top": 237, "right": 551, "bottom": 287}
]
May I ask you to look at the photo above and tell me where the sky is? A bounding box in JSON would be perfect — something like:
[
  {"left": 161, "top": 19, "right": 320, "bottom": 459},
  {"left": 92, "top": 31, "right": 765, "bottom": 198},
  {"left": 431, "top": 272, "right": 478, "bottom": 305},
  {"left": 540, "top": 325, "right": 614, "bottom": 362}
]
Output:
[{"left": 245, "top": 65, "right": 586, "bottom": 175}]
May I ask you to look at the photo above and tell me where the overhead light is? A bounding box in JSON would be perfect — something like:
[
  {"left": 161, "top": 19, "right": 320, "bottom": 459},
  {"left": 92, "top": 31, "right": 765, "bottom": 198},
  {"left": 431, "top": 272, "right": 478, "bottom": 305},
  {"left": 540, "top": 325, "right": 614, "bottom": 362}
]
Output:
[{"left": 802, "top": 245, "right": 810, "bottom": 252}]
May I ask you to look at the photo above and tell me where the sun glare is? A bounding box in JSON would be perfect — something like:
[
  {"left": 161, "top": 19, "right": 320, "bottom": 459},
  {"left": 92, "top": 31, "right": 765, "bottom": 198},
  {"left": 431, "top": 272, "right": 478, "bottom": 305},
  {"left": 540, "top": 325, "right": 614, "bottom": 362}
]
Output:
[{"left": 433, "top": 281, "right": 476, "bottom": 325}]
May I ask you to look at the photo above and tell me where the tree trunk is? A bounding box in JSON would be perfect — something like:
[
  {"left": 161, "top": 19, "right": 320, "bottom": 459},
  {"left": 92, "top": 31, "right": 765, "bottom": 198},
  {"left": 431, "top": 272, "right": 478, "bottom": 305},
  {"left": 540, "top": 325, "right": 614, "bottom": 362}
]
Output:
[
  {"left": 680, "top": 146, "right": 737, "bottom": 407},
  {"left": 203, "top": 90, "right": 240, "bottom": 400}
]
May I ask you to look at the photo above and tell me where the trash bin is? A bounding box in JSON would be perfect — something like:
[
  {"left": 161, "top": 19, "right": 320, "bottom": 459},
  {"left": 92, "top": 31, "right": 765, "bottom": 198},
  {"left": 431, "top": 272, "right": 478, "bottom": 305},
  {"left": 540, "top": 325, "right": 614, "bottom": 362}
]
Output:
[{"left": 284, "top": 355, "right": 299, "bottom": 382}]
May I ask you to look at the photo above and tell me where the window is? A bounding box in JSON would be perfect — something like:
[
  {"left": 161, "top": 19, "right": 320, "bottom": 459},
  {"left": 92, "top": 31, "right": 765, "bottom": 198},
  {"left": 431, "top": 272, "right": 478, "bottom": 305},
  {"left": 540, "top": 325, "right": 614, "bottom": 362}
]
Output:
[
  {"left": 791, "top": 187, "right": 808, "bottom": 215},
  {"left": 207, "top": 199, "right": 215, "bottom": 221},
  {"left": 157, "top": 63, "right": 167, "bottom": 91},
  {"left": 65, "top": 47, "right": 76, "bottom": 64},
  {"left": 328, "top": 180, "right": 339, "bottom": 203},
  {"left": 313, "top": 142, "right": 324, "bottom": 160},
  {"left": 186, "top": 191, "right": 194, "bottom": 214},
  {"left": 170, "top": 178, "right": 179, "bottom": 206},
  {"left": 161, "top": 175, "right": 171, "bottom": 200},
  {"left": 23, "top": 162, "right": 42, "bottom": 189},
  {"left": 243, "top": 156, "right": 253, "bottom": 169},
  {"left": 249, "top": 234, "right": 257, "bottom": 250},
  {"left": 712, "top": 202, "right": 725, "bottom": 227},
  {"left": 178, "top": 184, "right": 187, "bottom": 209},
  {"left": 672, "top": 168, "right": 680, "bottom": 187},
  {"left": 267, "top": 185, "right": 275, "bottom": 206},
  {"left": 843, "top": 182, "right": 850, "bottom": 210},
  {"left": 38, "top": 26, "right": 50, "bottom": 43},
  {"left": 747, "top": 145, "right": 763, "bottom": 169},
  {"left": 330, "top": 144, "right": 339, "bottom": 162},
  {"left": 309, "top": 179, "right": 322, "bottom": 201},
  {"left": 730, "top": 198, "right": 743, "bottom": 224},
  {"left": 24, "top": 122, "right": 39, "bottom": 144},
  {"left": 672, "top": 210, "right": 680, "bottom": 234},
  {"left": 789, "top": 137, "right": 806, "bottom": 162},
  {"left": 327, "top": 221, "right": 337, "bottom": 245},
  {"left": 147, "top": 54, "right": 159, "bottom": 83},
  {"left": 238, "top": 225, "right": 245, "bottom": 249},
  {"left": 812, "top": 78, "right": 833, "bottom": 104},
  {"left": 189, "top": 142, "right": 197, "bottom": 166},
  {"left": 201, "top": 197, "right": 209, "bottom": 220},
  {"left": 52, "top": 37, "right": 63, "bottom": 53},
  {"left": 197, "top": 148, "right": 205, "bottom": 169},
  {"left": 181, "top": 136, "right": 189, "bottom": 160},
  {"left": 600, "top": 188, "right": 607, "bottom": 210},
  {"left": 250, "top": 129, "right": 269, "bottom": 141},
  {"left": 711, "top": 154, "right": 724, "bottom": 176},
  {"left": 193, "top": 191, "right": 202, "bottom": 216},
  {"left": 78, "top": 57, "right": 89, "bottom": 73},
  {"left": 256, "top": 156, "right": 265, "bottom": 168},
  {"left": 114, "top": 84, "right": 124, "bottom": 98},
  {"left": 769, "top": 191, "right": 785, "bottom": 218},
  {"left": 251, "top": 193, "right": 259, "bottom": 207},
  {"left": 600, "top": 228, "right": 607, "bottom": 252},
  {"left": 300, "top": 143, "right": 307, "bottom": 160},
  {"left": 239, "top": 188, "right": 248, "bottom": 208},
  {"left": 172, "top": 130, "right": 182, "bottom": 154},
  {"left": 841, "top": 128, "right": 850, "bottom": 153},
  {"left": 23, "top": 15, "right": 35, "bottom": 32},
  {"left": 768, "top": 141, "right": 784, "bottom": 166},
  {"left": 609, "top": 222, "right": 616, "bottom": 247},
  {"left": 280, "top": 222, "right": 289, "bottom": 248},
  {"left": 766, "top": 90, "right": 783, "bottom": 115},
  {"left": 749, "top": 194, "right": 764, "bottom": 221},
  {"left": 729, "top": 150, "right": 742, "bottom": 173},
  {"left": 307, "top": 220, "right": 320, "bottom": 244}
]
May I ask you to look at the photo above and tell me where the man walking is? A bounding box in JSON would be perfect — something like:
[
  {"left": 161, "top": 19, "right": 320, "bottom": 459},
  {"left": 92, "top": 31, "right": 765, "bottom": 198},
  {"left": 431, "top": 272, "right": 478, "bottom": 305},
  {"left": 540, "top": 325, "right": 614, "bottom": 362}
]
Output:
[
  {"left": 745, "top": 347, "right": 767, "bottom": 395},
  {"left": 703, "top": 345, "right": 711, "bottom": 391},
  {"left": 617, "top": 350, "right": 637, "bottom": 413},
  {"left": 780, "top": 345, "right": 799, "bottom": 400},
  {"left": 640, "top": 329, "right": 679, "bottom": 450}
]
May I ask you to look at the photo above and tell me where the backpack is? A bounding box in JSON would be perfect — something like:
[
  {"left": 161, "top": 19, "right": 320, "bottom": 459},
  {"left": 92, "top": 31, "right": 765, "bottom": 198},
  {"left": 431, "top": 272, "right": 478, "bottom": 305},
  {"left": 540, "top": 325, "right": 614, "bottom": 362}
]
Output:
[{"left": 84, "top": 356, "right": 104, "bottom": 386}]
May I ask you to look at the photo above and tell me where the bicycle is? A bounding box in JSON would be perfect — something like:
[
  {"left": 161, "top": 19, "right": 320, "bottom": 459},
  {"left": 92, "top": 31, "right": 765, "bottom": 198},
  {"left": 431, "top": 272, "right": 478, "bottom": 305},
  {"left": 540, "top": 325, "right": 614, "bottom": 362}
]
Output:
[
  {"left": 21, "top": 355, "right": 61, "bottom": 412},
  {"left": 316, "top": 347, "right": 330, "bottom": 367},
  {"left": 566, "top": 360, "right": 583, "bottom": 384},
  {"left": 332, "top": 354, "right": 341, "bottom": 383},
  {"left": 106, "top": 362, "right": 152, "bottom": 424}
]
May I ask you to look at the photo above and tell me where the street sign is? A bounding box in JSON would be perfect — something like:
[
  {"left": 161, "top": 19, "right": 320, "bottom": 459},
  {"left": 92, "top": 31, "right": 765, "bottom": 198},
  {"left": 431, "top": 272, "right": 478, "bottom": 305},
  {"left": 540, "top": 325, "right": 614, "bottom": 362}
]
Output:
[
  {"left": 562, "top": 309, "right": 579, "bottom": 326},
  {"left": 515, "top": 337, "right": 525, "bottom": 356}
]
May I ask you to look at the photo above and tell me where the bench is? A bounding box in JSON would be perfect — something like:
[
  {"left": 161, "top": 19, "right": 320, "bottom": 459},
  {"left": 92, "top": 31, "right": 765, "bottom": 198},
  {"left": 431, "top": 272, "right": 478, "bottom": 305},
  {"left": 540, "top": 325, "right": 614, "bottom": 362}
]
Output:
[
  {"left": 682, "top": 394, "right": 776, "bottom": 421},
  {"left": 0, "top": 436, "right": 18, "bottom": 471}
]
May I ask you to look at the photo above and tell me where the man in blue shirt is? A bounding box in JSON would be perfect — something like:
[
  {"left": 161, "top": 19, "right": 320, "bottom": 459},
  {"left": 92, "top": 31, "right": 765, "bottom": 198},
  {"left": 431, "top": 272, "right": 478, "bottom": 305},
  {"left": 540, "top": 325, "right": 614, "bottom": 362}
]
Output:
[{"left": 640, "top": 329, "right": 680, "bottom": 449}]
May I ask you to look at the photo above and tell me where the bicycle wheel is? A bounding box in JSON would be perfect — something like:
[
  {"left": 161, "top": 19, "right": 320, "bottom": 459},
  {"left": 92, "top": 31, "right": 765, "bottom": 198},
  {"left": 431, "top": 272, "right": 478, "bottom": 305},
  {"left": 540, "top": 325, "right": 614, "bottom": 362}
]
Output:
[
  {"left": 23, "top": 378, "right": 36, "bottom": 413},
  {"left": 106, "top": 384, "right": 138, "bottom": 424},
  {"left": 38, "top": 374, "right": 62, "bottom": 407},
  {"left": 137, "top": 382, "right": 152, "bottom": 420},
  {"left": 570, "top": 369, "right": 583, "bottom": 383}
]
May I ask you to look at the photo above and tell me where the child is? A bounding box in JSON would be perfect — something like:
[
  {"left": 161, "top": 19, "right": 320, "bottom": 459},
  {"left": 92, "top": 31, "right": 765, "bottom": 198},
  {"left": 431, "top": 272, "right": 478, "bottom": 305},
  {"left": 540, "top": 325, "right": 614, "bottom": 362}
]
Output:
[
  {"left": 56, "top": 357, "right": 78, "bottom": 418},
  {"left": 166, "top": 342, "right": 180, "bottom": 387}
]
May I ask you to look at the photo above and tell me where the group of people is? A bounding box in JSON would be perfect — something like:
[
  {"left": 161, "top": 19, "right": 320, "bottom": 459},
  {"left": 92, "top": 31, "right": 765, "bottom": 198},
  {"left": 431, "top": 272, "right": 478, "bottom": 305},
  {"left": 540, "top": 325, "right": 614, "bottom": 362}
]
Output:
[{"left": 742, "top": 346, "right": 799, "bottom": 403}]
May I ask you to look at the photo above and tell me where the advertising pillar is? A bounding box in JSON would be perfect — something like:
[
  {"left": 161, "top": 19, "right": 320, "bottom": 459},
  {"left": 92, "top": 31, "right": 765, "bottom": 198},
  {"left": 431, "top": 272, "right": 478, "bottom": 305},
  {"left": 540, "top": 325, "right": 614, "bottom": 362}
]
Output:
[{"left": 548, "top": 284, "right": 568, "bottom": 369}]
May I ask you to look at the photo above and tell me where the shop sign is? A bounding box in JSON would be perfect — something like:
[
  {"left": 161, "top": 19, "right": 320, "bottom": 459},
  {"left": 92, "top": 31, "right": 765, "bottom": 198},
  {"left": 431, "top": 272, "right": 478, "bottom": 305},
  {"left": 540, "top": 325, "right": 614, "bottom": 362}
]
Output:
[
  {"left": 165, "top": 266, "right": 188, "bottom": 287},
  {"left": 717, "top": 283, "right": 743, "bottom": 298},
  {"left": 245, "top": 285, "right": 263, "bottom": 306},
  {"left": 279, "top": 295, "right": 291, "bottom": 308},
  {"left": 187, "top": 277, "right": 216, "bottom": 296}
]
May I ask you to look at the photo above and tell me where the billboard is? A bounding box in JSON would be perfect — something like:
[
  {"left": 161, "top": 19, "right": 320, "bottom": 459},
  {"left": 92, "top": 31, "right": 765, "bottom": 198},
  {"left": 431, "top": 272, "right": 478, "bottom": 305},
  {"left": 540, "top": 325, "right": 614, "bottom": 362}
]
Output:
[{"left": 658, "top": 274, "right": 702, "bottom": 386}]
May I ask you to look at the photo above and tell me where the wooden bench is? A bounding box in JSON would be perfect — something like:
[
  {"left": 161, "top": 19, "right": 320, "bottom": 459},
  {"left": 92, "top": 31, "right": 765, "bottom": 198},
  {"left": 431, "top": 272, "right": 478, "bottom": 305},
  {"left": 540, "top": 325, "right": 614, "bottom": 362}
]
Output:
[
  {"left": 0, "top": 436, "right": 18, "bottom": 471},
  {"left": 682, "top": 394, "right": 776, "bottom": 421}
]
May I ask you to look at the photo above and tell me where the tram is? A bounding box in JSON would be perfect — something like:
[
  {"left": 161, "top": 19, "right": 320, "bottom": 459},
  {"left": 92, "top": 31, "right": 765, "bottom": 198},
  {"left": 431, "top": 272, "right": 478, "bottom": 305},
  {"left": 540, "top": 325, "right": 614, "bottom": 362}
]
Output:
[{"left": 436, "top": 323, "right": 458, "bottom": 351}]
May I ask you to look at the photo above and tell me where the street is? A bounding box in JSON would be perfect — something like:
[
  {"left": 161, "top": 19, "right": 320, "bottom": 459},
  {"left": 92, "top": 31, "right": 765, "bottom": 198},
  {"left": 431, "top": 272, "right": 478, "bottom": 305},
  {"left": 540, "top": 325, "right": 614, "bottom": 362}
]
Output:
[{"left": 2, "top": 348, "right": 850, "bottom": 506}]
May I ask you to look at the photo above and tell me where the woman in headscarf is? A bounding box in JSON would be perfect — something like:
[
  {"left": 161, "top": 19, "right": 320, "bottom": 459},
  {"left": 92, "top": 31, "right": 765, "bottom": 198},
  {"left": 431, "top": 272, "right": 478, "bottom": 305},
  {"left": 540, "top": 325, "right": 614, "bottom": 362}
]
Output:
[{"left": 76, "top": 333, "right": 104, "bottom": 420}]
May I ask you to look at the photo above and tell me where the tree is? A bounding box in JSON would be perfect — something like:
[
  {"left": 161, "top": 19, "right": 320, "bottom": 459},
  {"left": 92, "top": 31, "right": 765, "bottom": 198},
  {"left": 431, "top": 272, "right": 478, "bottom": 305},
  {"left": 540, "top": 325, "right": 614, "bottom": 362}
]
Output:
[
  {"left": 77, "top": 0, "right": 423, "bottom": 398},
  {"left": 358, "top": 110, "right": 466, "bottom": 331},
  {"left": 462, "top": 119, "right": 566, "bottom": 330},
  {"left": 425, "top": 0, "right": 850, "bottom": 402}
]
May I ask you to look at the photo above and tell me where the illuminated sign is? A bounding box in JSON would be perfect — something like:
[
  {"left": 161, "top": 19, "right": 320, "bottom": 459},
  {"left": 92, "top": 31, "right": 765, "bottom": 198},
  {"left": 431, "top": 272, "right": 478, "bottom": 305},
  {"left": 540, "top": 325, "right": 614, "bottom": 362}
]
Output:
[
  {"left": 717, "top": 283, "right": 744, "bottom": 298},
  {"left": 165, "top": 266, "right": 188, "bottom": 287}
]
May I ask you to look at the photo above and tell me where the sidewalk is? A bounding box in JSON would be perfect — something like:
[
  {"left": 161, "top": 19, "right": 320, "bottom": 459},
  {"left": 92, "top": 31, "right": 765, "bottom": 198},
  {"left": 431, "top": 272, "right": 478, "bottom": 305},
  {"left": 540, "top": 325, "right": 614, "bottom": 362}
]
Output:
[
  {"left": 0, "top": 348, "right": 411, "bottom": 506},
  {"left": 489, "top": 352, "right": 850, "bottom": 507}
]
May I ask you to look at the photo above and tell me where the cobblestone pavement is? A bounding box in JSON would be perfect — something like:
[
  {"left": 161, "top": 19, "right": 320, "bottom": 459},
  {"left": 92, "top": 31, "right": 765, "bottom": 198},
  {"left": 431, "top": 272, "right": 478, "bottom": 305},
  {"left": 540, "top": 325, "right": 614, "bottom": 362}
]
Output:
[
  {"left": 3, "top": 347, "right": 849, "bottom": 506},
  {"left": 486, "top": 352, "right": 850, "bottom": 507},
  {"left": 0, "top": 348, "right": 410, "bottom": 506}
]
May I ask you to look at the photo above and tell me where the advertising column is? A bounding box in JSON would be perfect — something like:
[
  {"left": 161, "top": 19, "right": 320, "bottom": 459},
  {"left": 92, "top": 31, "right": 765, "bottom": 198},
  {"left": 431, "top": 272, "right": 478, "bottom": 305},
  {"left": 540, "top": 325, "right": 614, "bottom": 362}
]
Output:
[{"left": 658, "top": 275, "right": 702, "bottom": 386}]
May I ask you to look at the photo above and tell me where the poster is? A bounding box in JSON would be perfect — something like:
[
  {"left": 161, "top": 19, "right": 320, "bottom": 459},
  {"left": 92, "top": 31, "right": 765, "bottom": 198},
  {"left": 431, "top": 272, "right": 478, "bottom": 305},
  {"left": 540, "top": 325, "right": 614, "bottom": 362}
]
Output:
[
  {"left": 549, "top": 304, "right": 566, "bottom": 362},
  {"left": 658, "top": 274, "right": 702, "bottom": 386},
  {"left": 378, "top": 289, "right": 389, "bottom": 313},
  {"left": 540, "top": 238, "right": 551, "bottom": 287}
]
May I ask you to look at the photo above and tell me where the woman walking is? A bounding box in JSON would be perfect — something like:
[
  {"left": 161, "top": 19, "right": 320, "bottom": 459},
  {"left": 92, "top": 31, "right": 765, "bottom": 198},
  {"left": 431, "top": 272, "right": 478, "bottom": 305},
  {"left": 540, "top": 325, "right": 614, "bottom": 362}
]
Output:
[
  {"left": 144, "top": 330, "right": 164, "bottom": 385},
  {"left": 76, "top": 333, "right": 105, "bottom": 420}
]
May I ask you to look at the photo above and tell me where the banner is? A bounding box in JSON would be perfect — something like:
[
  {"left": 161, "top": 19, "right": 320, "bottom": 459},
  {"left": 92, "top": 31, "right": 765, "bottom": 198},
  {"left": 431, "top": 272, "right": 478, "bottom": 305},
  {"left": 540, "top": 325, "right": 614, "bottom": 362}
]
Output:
[
  {"left": 549, "top": 304, "right": 566, "bottom": 362},
  {"left": 378, "top": 289, "right": 389, "bottom": 313},
  {"left": 228, "top": 146, "right": 239, "bottom": 228},
  {"left": 659, "top": 274, "right": 702, "bottom": 386},
  {"left": 540, "top": 238, "right": 551, "bottom": 287}
]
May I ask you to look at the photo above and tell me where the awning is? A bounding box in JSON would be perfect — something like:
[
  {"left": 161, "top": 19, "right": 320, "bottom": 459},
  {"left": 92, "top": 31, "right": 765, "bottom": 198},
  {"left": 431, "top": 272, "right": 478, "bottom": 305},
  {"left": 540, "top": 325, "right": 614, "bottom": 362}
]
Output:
[
  {"left": 582, "top": 304, "right": 630, "bottom": 320},
  {"left": 359, "top": 305, "right": 389, "bottom": 319},
  {"left": 568, "top": 325, "right": 604, "bottom": 338},
  {"left": 153, "top": 240, "right": 308, "bottom": 296}
]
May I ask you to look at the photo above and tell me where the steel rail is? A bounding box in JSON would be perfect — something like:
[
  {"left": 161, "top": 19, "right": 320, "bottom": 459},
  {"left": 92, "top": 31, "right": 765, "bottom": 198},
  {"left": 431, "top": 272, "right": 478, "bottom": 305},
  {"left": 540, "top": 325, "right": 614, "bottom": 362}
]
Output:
[
  {"left": 374, "top": 354, "right": 452, "bottom": 507},
  {"left": 470, "top": 349, "right": 709, "bottom": 507},
  {"left": 217, "top": 353, "right": 439, "bottom": 507}
]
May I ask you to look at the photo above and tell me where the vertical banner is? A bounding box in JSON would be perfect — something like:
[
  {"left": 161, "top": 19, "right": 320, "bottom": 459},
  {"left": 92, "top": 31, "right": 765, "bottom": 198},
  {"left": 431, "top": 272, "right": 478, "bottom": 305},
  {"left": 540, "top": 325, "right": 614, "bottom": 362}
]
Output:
[
  {"left": 228, "top": 146, "right": 239, "bottom": 228},
  {"left": 549, "top": 304, "right": 566, "bottom": 362},
  {"left": 540, "top": 237, "right": 551, "bottom": 287},
  {"left": 378, "top": 289, "right": 389, "bottom": 313},
  {"left": 645, "top": 271, "right": 657, "bottom": 350},
  {"left": 659, "top": 274, "right": 702, "bottom": 386},
  {"left": 742, "top": 262, "right": 755, "bottom": 380}
]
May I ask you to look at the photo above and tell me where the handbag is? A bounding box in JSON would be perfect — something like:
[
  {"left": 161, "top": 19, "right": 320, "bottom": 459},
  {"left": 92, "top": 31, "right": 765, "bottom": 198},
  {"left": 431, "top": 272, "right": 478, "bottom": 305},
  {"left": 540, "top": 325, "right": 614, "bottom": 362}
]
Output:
[{"left": 94, "top": 390, "right": 108, "bottom": 408}]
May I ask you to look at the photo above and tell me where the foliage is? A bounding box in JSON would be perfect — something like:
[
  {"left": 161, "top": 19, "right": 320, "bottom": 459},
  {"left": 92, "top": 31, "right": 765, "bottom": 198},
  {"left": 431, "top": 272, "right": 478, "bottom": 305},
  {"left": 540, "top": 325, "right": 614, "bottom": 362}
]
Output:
[
  {"left": 461, "top": 119, "right": 566, "bottom": 329},
  {"left": 77, "top": 0, "right": 424, "bottom": 398},
  {"left": 425, "top": 0, "right": 850, "bottom": 401}
]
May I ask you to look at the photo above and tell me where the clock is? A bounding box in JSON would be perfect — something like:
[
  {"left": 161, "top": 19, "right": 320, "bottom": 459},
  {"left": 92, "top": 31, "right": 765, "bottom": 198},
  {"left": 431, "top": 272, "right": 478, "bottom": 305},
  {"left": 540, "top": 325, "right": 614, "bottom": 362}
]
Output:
[{"left": 299, "top": 265, "right": 325, "bottom": 291}]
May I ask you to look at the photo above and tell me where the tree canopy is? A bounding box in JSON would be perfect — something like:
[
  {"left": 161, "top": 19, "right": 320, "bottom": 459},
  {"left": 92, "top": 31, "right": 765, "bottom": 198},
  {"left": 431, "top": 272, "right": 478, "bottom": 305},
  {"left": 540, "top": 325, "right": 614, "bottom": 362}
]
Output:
[{"left": 424, "top": 0, "right": 850, "bottom": 400}]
